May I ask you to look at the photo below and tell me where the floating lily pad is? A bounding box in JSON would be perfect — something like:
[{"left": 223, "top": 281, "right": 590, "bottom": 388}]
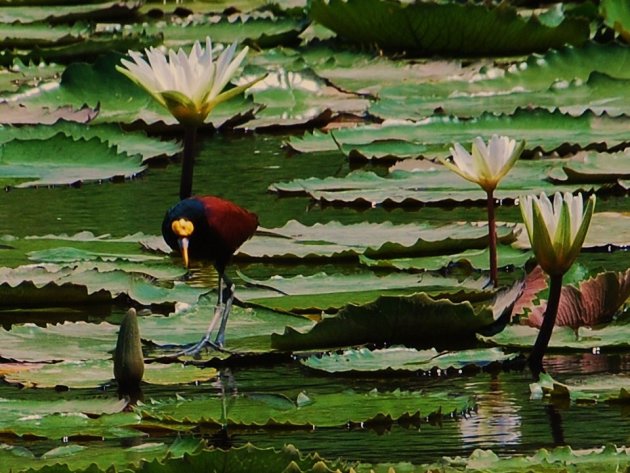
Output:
[
  {"left": 137, "top": 388, "right": 474, "bottom": 427},
  {"left": 0, "top": 438, "right": 205, "bottom": 473},
  {"left": 601, "top": 0, "right": 630, "bottom": 42},
  {"left": 309, "top": 0, "right": 588, "bottom": 56},
  {"left": 287, "top": 110, "right": 630, "bottom": 159},
  {"left": 548, "top": 150, "right": 630, "bottom": 184},
  {"left": 239, "top": 271, "right": 489, "bottom": 313},
  {"left": 479, "top": 323, "right": 630, "bottom": 351},
  {"left": 531, "top": 372, "right": 630, "bottom": 404},
  {"left": 0, "top": 0, "right": 141, "bottom": 24},
  {"left": 3, "top": 359, "right": 218, "bottom": 389},
  {"left": 271, "top": 291, "right": 512, "bottom": 351},
  {"left": 241, "top": 220, "right": 516, "bottom": 260},
  {"left": 0, "top": 135, "right": 145, "bottom": 188},
  {"left": 270, "top": 159, "right": 592, "bottom": 206},
  {"left": 302, "top": 347, "right": 518, "bottom": 374},
  {"left": 359, "top": 246, "right": 533, "bottom": 272}
]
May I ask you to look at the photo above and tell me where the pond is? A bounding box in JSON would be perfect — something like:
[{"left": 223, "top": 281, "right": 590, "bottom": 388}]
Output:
[{"left": 2, "top": 132, "right": 629, "bottom": 470}]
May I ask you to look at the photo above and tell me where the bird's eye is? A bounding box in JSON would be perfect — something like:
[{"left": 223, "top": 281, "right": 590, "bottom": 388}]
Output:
[{"left": 172, "top": 219, "right": 194, "bottom": 237}]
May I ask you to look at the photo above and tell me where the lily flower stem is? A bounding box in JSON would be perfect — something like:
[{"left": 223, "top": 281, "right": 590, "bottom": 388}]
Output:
[
  {"left": 486, "top": 189, "right": 498, "bottom": 288},
  {"left": 529, "top": 273, "right": 563, "bottom": 378},
  {"left": 179, "top": 125, "right": 198, "bottom": 200}
]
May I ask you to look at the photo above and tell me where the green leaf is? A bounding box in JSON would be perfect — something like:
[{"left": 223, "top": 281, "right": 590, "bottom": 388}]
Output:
[
  {"left": 0, "top": 135, "right": 145, "bottom": 188},
  {"left": 271, "top": 292, "right": 497, "bottom": 351},
  {"left": 479, "top": 322, "right": 630, "bottom": 350},
  {"left": 359, "top": 245, "right": 533, "bottom": 272},
  {"left": 239, "top": 271, "right": 489, "bottom": 313},
  {"left": 241, "top": 220, "right": 516, "bottom": 259},
  {"left": 137, "top": 388, "right": 474, "bottom": 427},
  {"left": 302, "top": 347, "right": 518, "bottom": 374},
  {"left": 601, "top": 0, "right": 630, "bottom": 42},
  {"left": 531, "top": 372, "right": 630, "bottom": 404},
  {"left": 3, "top": 359, "right": 218, "bottom": 389},
  {"left": 308, "top": 0, "right": 588, "bottom": 56},
  {"left": 0, "top": 1, "right": 141, "bottom": 24}
]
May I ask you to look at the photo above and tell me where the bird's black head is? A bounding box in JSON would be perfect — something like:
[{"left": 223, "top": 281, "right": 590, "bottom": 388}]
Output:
[{"left": 162, "top": 198, "right": 206, "bottom": 268}]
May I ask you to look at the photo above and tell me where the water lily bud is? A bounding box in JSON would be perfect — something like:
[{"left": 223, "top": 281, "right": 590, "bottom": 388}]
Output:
[
  {"left": 114, "top": 308, "right": 144, "bottom": 391},
  {"left": 520, "top": 192, "right": 595, "bottom": 276}
]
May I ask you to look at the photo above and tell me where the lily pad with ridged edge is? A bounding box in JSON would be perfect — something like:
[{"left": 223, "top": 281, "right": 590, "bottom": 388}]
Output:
[
  {"left": 0, "top": 122, "right": 183, "bottom": 162},
  {"left": 3, "top": 359, "right": 218, "bottom": 389},
  {"left": 478, "top": 323, "right": 630, "bottom": 351},
  {"left": 137, "top": 388, "right": 474, "bottom": 427},
  {"left": 547, "top": 149, "right": 630, "bottom": 184},
  {"left": 240, "top": 220, "right": 517, "bottom": 260},
  {"left": 0, "top": 398, "right": 141, "bottom": 439},
  {"left": 0, "top": 264, "right": 207, "bottom": 307},
  {"left": 0, "top": 0, "right": 141, "bottom": 24},
  {"left": 0, "top": 23, "right": 90, "bottom": 48},
  {"left": 531, "top": 372, "right": 630, "bottom": 404},
  {"left": 309, "top": 0, "right": 589, "bottom": 56},
  {"left": 131, "top": 12, "right": 307, "bottom": 49},
  {"left": 424, "top": 444, "right": 630, "bottom": 473},
  {"left": 601, "top": 0, "right": 630, "bottom": 42},
  {"left": 238, "top": 271, "right": 490, "bottom": 313},
  {"left": 0, "top": 59, "right": 65, "bottom": 96},
  {"left": 371, "top": 72, "right": 630, "bottom": 121},
  {"left": 286, "top": 109, "right": 630, "bottom": 159},
  {"left": 271, "top": 292, "right": 507, "bottom": 351},
  {"left": 359, "top": 246, "right": 533, "bottom": 272},
  {"left": 141, "top": 302, "right": 313, "bottom": 357},
  {"left": 0, "top": 438, "right": 205, "bottom": 473},
  {"left": 270, "top": 159, "right": 593, "bottom": 206},
  {"left": 0, "top": 135, "right": 145, "bottom": 188},
  {"left": 0, "top": 321, "right": 120, "bottom": 362},
  {"left": 240, "top": 67, "right": 369, "bottom": 129},
  {"left": 302, "top": 347, "right": 518, "bottom": 374}
]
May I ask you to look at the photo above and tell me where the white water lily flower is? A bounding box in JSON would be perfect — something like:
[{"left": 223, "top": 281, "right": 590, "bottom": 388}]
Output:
[
  {"left": 117, "top": 37, "right": 258, "bottom": 126},
  {"left": 442, "top": 135, "right": 524, "bottom": 192},
  {"left": 520, "top": 192, "right": 595, "bottom": 276}
]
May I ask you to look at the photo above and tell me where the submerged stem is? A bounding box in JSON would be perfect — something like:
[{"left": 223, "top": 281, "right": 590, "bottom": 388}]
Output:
[
  {"left": 529, "top": 273, "right": 563, "bottom": 378},
  {"left": 487, "top": 189, "right": 498, "bottom": 288},
  {"left": 179, "top": 126, "right": 198, "bottom": 200}
]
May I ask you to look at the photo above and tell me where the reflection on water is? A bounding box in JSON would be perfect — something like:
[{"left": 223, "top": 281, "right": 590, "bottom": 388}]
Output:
[{"left": 460, "top": 375, "right": 522, "bottom": 448}]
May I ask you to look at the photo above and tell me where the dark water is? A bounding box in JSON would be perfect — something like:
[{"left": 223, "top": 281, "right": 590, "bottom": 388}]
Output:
[{"left": 1, "top": 132, "right": 629, "bottom": 465}]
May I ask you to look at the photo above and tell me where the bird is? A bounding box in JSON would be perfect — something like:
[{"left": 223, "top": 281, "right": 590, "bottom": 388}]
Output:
[{"left": 162, "top": 195, "right": 258, "bottom": 353}]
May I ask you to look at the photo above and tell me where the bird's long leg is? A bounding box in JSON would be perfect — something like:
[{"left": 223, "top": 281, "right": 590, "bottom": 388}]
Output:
[
  {"left": 214, "top": 272, "right": 235, "bottom": 348},
  {"left": 175, "top": 273, "right": 226, "bottom": 356}
]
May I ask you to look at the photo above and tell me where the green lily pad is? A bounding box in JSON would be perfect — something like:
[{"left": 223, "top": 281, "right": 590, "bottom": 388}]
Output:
[
  {"left": 0, "top": 321, "right": 120, "bottom": 362},
  {"left": 308, "top": 0, "right": 588, "bottom": 56},
  {"left": 270, "top": 159, "right": 592, "bottom": 206},
  {"left": 531, "top": 372, "right": 630, "bottom": 404},
  {"left": 601, "top": 0, "right": 630, "bottom": 42},
  {"left": 0, "top": 438, "right": 205, "bottom": 473},
  {"left": 426, "top": 444, "right": 630, "bottom": 473},
  {"left": 479, "top": 323, "right": 630, "bottom": 351},
  {"left": 239, "top": 271, "right": 489, "bottom": 313},
  {"left": 0, "top": 23, "right": 89, "bottom": 47},
  {"left": 3, "top": 359, "right": 218, "bottom": 389},
  {"left": 0, "top": 122, "right": 183, "bottom": 162},
  {"left": 359, "top": 246, "right": 533, "bottom": 272},
  {"left": 0, "top": 0, "right": 141, "bottom": 24},
  {"left": 0, "top": 59, "right": 65, "bottom": 96},
  {"left": 241, "top": 220, "right": 516, "bottom": 260},
  {"left": 138, "top": 388, "right": 474, "bottom": 427},
  {"left": 141, "top": 302, "right": 313, "bottom": 356},
  {"left": 547, "top": 149, "right": 630, "bottom": 184},
  {"left": 287, "top": 109, "right": 630, "bottom": 159},
  {"left": 0, "top": 135, "right": 145, "bottom": 188},
  {"left": 271, "top": 292, "right": 506, "bottom": 351},
  {"left": 0, "top": 264, "right": 207, "bottom": 307},
  {"left": 302, "top": 347, "right": 518, "bottom": 374}
]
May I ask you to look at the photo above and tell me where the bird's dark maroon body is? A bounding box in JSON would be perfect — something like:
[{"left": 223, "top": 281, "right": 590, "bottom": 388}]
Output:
[{"left": 162, "top": 195, "right": 258, "bottom": 271}]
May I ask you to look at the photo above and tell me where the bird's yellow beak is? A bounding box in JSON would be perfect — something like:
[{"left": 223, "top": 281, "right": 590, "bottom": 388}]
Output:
[
  {"left": 171, "top": 219, "right": 194, "bottom": 268},
  {"left": 178, "top": 237, "right": 189, "bottom": 268}
]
